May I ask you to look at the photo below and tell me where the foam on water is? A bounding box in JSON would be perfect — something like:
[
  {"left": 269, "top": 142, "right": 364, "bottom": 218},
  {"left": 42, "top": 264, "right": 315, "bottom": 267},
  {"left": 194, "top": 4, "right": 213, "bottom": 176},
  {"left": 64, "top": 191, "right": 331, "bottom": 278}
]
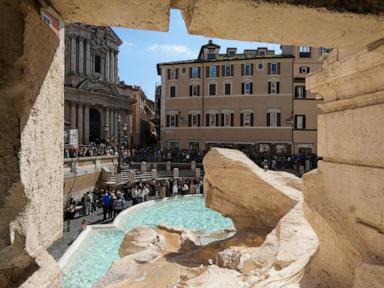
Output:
[{"left": 61, "top": 196, "right": 234, "bottom": 288}]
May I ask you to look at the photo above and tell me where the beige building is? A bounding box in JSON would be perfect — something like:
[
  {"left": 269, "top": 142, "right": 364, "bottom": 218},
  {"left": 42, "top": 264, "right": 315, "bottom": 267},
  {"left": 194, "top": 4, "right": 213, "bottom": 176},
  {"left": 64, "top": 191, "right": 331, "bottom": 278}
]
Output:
[
  {"left": 157, "top": 41, "right": 326, "bottom": 154},
  {"left": 130, "top": 86, "right": 156, "bottom": 146},
  {"left": 64, "top": 24, "right": 132, "bottom": 145}
]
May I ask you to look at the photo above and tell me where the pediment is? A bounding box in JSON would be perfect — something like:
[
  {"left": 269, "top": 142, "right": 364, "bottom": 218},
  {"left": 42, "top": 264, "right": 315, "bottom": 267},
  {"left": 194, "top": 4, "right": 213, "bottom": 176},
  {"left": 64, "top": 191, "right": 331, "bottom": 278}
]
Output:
[{"left": 77, "top": 79, "right": 120, "bottom": 96}]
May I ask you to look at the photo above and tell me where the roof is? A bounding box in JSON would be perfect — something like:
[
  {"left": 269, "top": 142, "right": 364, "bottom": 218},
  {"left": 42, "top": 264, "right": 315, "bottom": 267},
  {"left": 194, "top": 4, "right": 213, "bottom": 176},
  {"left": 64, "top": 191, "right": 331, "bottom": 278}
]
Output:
[{"left": 156, "top": 54, "right": 294, "bottom": 75}]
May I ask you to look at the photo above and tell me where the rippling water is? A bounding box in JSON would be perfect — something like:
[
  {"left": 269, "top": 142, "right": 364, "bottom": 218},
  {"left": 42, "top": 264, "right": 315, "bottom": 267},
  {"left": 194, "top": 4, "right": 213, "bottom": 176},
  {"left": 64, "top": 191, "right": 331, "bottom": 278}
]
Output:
[{"left": 61, "top": 196, "right": 234, "bottom": 288}]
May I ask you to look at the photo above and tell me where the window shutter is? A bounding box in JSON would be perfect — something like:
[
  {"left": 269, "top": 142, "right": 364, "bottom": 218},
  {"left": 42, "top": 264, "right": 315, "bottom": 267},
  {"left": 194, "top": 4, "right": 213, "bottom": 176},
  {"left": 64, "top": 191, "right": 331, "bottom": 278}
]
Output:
[
  {"left": 241, "top": 83, "right": 245, "bottom": 94},
  {"left": 167, "top": 115, "right": 170, "bottom": 127},
  {"left": 175, "top": 115, "right": 179, "bottom": 127},
  {"left": 294, "top": 86, "right": 298, "bottom": 98},
  {"left": 303, "top": 115, "right": 306, "bottom": 129},
  {"left": 216, "top": 65, "right": 220, "bottom": 77},
  {"left": 277, "top": 82, "right": 280, "bottom": 93},
  {"left": 221, "top": 113, "right": 224, "bottom": 126},
  {"left": 216, "top": 113, "right": 219, "bottom": 126},
  {"left": 189, "top": 67, "right": 192, "bottom": 78},
  {"left": 267, "top": 113, "right": 270, "bottom": 126},
  {"left": 189, "top": 85, "right": 192, "bottom": 97},
  {"left": 198, "top": 114, "right": 201, "bottom": 127},
  {"left": 277, "top": 113, "right": 281, "bottom": 126},
  {"left": 197, "top": 85, "right": 200, "bottom": 96},
  {"left": 231, "top": 113, "right": 234, "bottom": 126},
  {"left": 299, "top": 67, "right": 302, "bottom": 74},
  {"left": 303, "top": 88, "right": 307, "bottom": 98},
  {"left": 240, "top": 113, "right": 244, "bottom": 126},
  {"left": 206, "top": 66, "right": 209, "bottom": 78},
  {"left": 176, "top": 68, "right": 179, "bottom": 79},
  {"left": 206, "top": 114, "right": 209, "bottom": 126},
  {"left": 188, "top": 114, "right": 192, "bottom": 127},
  {"left": 250, "top": 113, "right": 254, "bottom": 126},
  {"left": 268, "top": 82, "right": 271, "bottom": 94},
  {"left": 307, "top": 67, "right": 310, "bottom": 73},
  {"left": 241, "top": 64, "right": 244, "bottom": 76},
  {"left": 277, "top": 63, "right": 281, "bottom": 75},
  {"left": 198, "top": 67, "right": 201, "bottom": 78},
  {"left": 222, "top": 65, "right": 225, "bottom": 76},
  {"left": 294, "top": 115, "right": 298, "bottom": 129},
  {"left": 231, "top": 64, "right": 234, "bottom": 76},
  {"left": 268, "top": 63, "right": 271, "bottom": 75},
  {"left": 250, "top": 82, "right": 253, "bottom": 94},
  {"left": 251, "top": 63, "right": 254, "bottom": 75},
  {"left": 167, "top": 69, "right": 170, "bottom": 80}
]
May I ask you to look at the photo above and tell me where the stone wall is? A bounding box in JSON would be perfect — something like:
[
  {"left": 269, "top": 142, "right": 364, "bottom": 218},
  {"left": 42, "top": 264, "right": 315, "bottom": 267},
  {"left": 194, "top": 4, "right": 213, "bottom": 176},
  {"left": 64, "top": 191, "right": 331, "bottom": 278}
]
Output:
[{"left": 0, "top": 0, "right": 63, "bottom": 286}]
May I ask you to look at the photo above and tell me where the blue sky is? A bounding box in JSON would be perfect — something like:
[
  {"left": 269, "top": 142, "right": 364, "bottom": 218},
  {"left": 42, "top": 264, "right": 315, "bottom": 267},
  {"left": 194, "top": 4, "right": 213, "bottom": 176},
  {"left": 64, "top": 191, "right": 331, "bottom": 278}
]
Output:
[{"left": 113, "top": 9, "right": 281, "bottom": 100}]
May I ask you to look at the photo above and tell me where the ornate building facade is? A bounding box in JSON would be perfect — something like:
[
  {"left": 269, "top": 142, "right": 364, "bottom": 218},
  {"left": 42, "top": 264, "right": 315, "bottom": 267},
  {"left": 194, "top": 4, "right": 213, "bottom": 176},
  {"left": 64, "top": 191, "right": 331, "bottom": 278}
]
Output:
[{"left": 64, "top": 23, "right": 132, "bottom": 145}]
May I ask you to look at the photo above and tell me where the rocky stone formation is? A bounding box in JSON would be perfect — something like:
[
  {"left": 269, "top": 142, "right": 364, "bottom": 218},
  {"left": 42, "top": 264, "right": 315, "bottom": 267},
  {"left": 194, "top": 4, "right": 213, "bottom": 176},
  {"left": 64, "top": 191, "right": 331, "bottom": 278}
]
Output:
[{"left": 96, "top": 148, "right": 319, "bottom": 288}]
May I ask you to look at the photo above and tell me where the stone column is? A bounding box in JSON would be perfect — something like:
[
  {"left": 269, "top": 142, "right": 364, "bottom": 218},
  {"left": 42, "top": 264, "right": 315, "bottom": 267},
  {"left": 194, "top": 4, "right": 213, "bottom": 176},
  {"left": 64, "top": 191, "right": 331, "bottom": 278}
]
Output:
[
  {"left": 173, "top": 168, "right": 179, "bottom": 178},
  {"left": 195, "top": 167, "right": 201, "bottom": 178},
  {"left": 115, "top": 110, "right": 119, "bottom": 139},
  {"left": 77, "top": 103, "right": 83, "bottom": 144},
  {"left": 110, "top": 109, "right": 115, "bottom": 142},
  {"left": 83, "top": 104, "right": 89, "bottom": 144},
  {"left": 78, "top": 37, "right": 84, "bottom": 74},
  {"left": 85, "top": 39, "right": 91, "bottom": 76},
  {"left": 166, "top": 161, "right": 172, "bottom": 172},
  {"left": 105, "top": 49, "right": 110, "bottom": 81},
  {"left": 100, "top": 55, "right": 105, "bottom": 79},
  {"left": 105, "top": 108, "right": 110, "bottom": 141},
  {"left": 110, "top": 50, "right": 115, "bottom": 83},
  {"left": 125, "top": 114, "right": 131, "bottom": 145},
  {"left": 70, "top": 101, "right": 77, "bottom": 129},
  {"left": 304, "top": 46, "right": 384, "bottom": 287},
  {"left": 114, "top": 51, "right": 118, "bottom": 83},
  {"left": 141, "top": 161, "right": 147, "bottom": 172},
  {"left": 191, "top": 160, "right": 196, "bottom": 171},
  {"left": 70, "top": 35, "right": 77, "bottom": 72}
]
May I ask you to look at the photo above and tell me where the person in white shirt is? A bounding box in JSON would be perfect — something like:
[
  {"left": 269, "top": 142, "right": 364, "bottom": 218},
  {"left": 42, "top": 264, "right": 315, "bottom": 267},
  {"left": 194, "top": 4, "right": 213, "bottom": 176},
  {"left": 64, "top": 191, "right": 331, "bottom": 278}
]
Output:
[{"left": 172, "top": 181, "right": 178, "bottom": 197}]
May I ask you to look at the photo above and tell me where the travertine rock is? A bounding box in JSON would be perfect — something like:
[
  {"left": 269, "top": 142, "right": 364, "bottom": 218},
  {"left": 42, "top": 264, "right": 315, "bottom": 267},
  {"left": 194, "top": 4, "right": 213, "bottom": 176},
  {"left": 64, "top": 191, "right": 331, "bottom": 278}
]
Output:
[{"left": 203, "top": 148, "right": 298, "bottom": 231}]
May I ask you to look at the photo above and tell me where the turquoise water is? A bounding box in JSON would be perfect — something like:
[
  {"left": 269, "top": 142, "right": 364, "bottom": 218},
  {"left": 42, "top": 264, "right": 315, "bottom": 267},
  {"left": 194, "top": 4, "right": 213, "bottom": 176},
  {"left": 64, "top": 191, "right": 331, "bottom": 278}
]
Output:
[{"left": 61, "top": 196, "right": 234, "bottom": 288}]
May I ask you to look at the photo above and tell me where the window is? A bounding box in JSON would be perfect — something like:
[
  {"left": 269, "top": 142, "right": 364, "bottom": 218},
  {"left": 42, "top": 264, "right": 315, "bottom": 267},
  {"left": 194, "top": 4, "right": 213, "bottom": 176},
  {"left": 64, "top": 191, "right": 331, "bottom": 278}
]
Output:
[
  {"left": 224, "top": 65, "right": 232, "bottom": 76},
  {"left": 188, "top": 113, "right": 200, "bottom": 127},
  {"left": 229, "top": 50, "right": 235, "bottom": 56},
  {"left": 223, "top": 113, "right": 232, "bottom": 127},
  {"left": 209, "top": 113, "right": 217, "bottom": 127},
  {"left": 268, "top": 81, "right": 280, "bottom": 94},
  {"left": 208, "top": 48, "right": 216, "bottom": 60},
  {"left": 299, "top": 46, "right": 311, "bottom": 58},
  {"left": 243, "top": 63, "right": 252, "bottom": 75},
  {"left": 224, "top": 83, "right": 231, "bottom": 95},
  {"left": 240, "top": 112, "right": 253, "bottom": 127},
  {"left": 257, "top": 63, "right": 264, "bottom": 71},
  {"left": 169, "top": 141, "right": 179, "bottom": 149},
  {"left": 295, "top": 115, "right": 306, "bottom": 130},
  {"left": 268, "top": 62, "right": 280, "bottom": 75},
  {"left": 189, "top": 142, "right": 200, "bottom": 151},
  {"left": 170, "top": 69, "right": 178, "bottom": 79},
  {"left": 267, "top": 111, "right": 281, "bottom": 127},
  {"left": 190, "top": 85, "right": 200, "bottom": 97},
  {"left": 209, "top": 66, "right": 217, "bottom": 77},
  {"left": 167, "top": 114, "right": 178, "bottom": 127},
  {"left": 170, "top": 86, "right": 176, "bottom": 98},
  {"left": 242, "top": 82, "right": 253, "bottom": 94},
  {"left": 299, "top": 66, "right": 310, "bottom": 74},
  {"left": 94, "top": 55, "right": 101, "bottom": 73},
  {"left": 191, "top": 67, "right": 200, "bottom": 78},
  {"left": 209, "top": 84, "right": 216, "bottom": 96},
  {"left": 295, "top": 86, "right": 306, "bottom": 99}
]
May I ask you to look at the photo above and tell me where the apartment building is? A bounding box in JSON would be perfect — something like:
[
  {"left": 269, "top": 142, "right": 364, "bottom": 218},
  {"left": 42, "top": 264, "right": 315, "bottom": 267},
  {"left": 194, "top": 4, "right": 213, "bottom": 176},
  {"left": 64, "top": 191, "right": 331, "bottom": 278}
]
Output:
[{"left": 157, "top": 40, "right": 326, "bottom": 155}]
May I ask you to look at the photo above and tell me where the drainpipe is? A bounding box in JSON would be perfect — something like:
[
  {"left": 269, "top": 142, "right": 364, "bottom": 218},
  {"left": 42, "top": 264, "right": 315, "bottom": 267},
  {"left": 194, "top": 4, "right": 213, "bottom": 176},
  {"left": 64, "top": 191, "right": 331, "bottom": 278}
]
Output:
[{"left": 291, "top": 58, "right": 295, "bottom": 155}]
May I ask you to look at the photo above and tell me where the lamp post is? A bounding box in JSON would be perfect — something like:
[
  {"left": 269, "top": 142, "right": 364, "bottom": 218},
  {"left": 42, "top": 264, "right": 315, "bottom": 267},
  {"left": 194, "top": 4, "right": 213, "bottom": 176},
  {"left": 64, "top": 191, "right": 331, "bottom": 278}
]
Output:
[{"left": 117, "top": 114, "right": 122, "bottom": 173}]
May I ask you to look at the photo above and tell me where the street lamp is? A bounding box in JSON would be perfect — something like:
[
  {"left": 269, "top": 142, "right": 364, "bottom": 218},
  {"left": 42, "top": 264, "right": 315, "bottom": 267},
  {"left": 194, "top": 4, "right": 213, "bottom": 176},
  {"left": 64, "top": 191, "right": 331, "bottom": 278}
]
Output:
[{"left": 117, "top": 114, "right": 123, "bottom": 173}]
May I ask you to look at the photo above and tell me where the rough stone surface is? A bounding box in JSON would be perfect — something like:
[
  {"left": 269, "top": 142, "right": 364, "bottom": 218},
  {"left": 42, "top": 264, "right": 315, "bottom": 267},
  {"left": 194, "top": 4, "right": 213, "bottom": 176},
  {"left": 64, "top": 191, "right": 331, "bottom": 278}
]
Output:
[
  {"left": 203, "top": 148, "right": 298, "bottom": 231},
  {"left": 0, "top": 0, "right": 63, "bottom": 287}
]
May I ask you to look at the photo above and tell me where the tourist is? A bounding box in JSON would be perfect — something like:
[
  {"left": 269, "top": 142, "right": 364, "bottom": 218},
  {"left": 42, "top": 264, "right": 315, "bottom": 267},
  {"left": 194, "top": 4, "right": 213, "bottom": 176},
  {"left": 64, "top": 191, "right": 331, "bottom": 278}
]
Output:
[
  {"left": 172, "top": 181, "right": 178, "bottom": 197},
  {"left": 131, "top": 186, "right": 138, "bottom": 205},
  {"left": 84, "top": 192, "right": 92, "bottom": 216},
  {"left": 182, "top": 182, "right": 189, "bottom": 195},
  {"left": 108, "top": 193, "right": 115, "bottom": 219},
  {"left": 190, "top": 182, "right": 196, "bottom": 194},
  {"left": 195, "top": 180, "right": 201, "bottom": 194},
  {"left": 263, "top": 159, "right": 269, "bottom": 171},
  {"left": 80, "top": 219, "right": 88, "bottom": 232},
  {"left": 160, "top": 184, "right": 167, "bottom": 198},
  {"left": 102, "top": 191, "right": 112, "bottom": 221},
  {"left": 113, "top": 196, "right": 124, "bottom": 218},
  {"left": 64, "top": 200, "right": 76, "bottom": 232},
  {"left": 142, "top": 185, "right": 150, "bottom": 201}
]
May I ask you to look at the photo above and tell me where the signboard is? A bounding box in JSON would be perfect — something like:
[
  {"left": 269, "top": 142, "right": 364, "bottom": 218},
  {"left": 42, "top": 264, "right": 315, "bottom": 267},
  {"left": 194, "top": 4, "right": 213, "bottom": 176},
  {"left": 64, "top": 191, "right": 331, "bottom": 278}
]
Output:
[{"left": 68, "top": 129, "right": 79, "bottom": 147}]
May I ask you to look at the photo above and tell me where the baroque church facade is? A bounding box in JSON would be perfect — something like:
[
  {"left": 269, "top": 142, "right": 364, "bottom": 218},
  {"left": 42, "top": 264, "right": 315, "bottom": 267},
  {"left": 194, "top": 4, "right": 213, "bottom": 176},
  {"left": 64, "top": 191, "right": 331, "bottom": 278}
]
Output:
[{"left": 64, "top": 23, "right": 132, "bottom": 145}]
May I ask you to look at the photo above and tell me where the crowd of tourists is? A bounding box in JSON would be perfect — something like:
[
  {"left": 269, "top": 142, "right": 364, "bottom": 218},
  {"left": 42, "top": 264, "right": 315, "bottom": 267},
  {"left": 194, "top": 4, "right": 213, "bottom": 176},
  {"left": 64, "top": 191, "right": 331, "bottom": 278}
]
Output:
[
  {"left": 64, "top": 143, "right": 118, "bottom": 158},
  {"left": 63, "top": 178, "right": 203, "bottom": 232}
]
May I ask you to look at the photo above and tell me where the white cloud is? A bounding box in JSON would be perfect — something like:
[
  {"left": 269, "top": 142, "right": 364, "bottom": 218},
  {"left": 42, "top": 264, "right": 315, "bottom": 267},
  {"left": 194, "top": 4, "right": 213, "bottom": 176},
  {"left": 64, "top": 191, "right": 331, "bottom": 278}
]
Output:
[
  {"left": 122, "top": 41, "right": 134, "bottom": 47},
  {"left": 147, "top": 44, "right": 195, "bottom": 57}
]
